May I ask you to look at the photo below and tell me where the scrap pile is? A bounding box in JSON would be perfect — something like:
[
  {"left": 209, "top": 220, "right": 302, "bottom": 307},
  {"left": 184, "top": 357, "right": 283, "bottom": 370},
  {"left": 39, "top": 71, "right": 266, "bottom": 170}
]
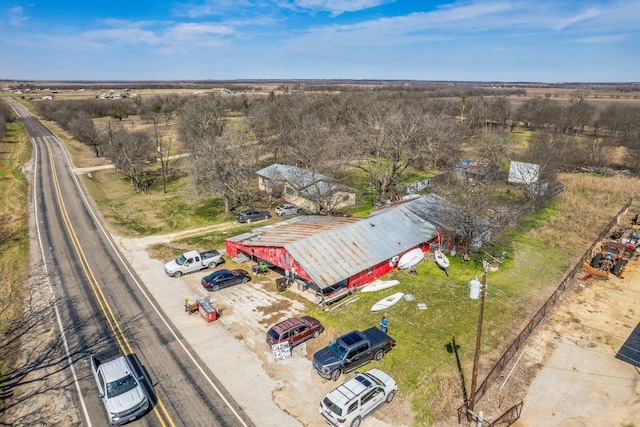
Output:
[{"left": 581, "top": 218, "right": 640, "bottom": 279}]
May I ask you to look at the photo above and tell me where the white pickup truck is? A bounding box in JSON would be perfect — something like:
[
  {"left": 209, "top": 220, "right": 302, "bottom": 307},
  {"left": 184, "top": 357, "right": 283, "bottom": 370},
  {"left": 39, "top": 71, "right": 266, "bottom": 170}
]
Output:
[
  {"left": 164, "top": 249, "right": 224, "bottom": 277},
  {"left": 90, "top": 349, "right": 149, "bottom": 425}
]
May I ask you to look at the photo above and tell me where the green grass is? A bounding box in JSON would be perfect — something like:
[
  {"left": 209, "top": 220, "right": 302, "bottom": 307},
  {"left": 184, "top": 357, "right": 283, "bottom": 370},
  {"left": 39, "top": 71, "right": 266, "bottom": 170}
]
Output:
[
  {"left": 154, "top": 198, "right": 581, "bottom": 425},
  {"left": 298, "top": 204, "right": 586, "bottom": 424},
  {"left": 0, "top": 120, "right": 32, "bottom": 393},
  {"left": 82, "top": 160, "right": 237, "bottom": 236}
]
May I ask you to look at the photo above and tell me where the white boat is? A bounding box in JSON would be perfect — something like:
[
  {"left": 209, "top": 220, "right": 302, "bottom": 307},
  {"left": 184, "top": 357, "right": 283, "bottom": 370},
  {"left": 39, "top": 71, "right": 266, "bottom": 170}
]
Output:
[
  {"left": 360, "top": 279, "right": 400, "bottom": 293},
  {"left": 371, "top": 292, "right": 405, "bottom": 312},
  {"left": 434, "top": 248, "right": 450, "bottom": 275},
  {"left": 397, "top": 248, "right": 424, "bottom": 270}
]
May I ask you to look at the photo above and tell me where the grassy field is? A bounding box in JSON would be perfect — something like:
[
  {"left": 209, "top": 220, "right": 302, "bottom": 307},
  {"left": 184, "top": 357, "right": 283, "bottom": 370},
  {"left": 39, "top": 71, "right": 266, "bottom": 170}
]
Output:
[
  {"left": 0, "top": 121, "right": 32, "bottom": 325},
  {"left": 0, "top": 120, "right": 32, "bottom": 393}
]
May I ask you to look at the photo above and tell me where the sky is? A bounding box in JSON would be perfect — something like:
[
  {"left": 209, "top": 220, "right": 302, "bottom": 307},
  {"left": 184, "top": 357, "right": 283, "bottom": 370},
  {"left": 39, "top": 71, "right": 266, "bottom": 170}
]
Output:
[{"left": 1, "top": 0, "right": 639, "bottom": 82}]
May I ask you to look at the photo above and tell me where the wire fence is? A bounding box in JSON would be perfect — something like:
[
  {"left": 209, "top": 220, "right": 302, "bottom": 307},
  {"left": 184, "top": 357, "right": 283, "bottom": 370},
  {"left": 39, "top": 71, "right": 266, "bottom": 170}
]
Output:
[{"left": 462, "top": 198, "right": 632, "bottom": 425}]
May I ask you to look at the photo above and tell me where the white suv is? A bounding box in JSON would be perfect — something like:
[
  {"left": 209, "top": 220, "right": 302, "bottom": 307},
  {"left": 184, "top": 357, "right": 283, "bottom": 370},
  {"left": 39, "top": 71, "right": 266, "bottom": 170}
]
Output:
[{"left": 319, "top": 368, "right": 397, "bottom": 427}]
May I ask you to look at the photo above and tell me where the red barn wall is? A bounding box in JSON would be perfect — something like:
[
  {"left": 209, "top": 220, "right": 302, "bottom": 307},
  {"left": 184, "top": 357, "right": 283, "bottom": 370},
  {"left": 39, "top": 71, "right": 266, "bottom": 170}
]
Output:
[
  {"left": 225, "top": 240, "right": 313, "bottom": 282},
  {"left": 226, "top": 239, "right": 429, "bottom": 290}
]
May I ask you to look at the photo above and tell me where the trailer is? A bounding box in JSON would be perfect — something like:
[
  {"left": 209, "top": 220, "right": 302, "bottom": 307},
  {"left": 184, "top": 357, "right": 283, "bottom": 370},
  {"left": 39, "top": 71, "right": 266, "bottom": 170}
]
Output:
[{"left": 185, "top": 296, "right": 219, "bottom": 322}]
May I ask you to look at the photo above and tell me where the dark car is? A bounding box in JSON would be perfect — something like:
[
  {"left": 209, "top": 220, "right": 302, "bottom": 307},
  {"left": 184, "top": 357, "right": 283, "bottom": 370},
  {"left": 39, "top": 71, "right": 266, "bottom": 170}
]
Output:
[
  {"left": 266, "top": 316, "right": 324, "bottom": 348},
  {"left": 236, "top": 209, "right": 271, "bottom": 223},
  {"left": 201, "top": 269, "right": 250, "bottom": 291}
]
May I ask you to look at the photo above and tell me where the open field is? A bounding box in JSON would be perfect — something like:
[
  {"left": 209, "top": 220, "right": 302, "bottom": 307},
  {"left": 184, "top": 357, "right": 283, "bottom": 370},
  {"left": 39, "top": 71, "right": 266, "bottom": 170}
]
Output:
[{"left": 0, "top": 120, "right": 32, "bottom": 326}]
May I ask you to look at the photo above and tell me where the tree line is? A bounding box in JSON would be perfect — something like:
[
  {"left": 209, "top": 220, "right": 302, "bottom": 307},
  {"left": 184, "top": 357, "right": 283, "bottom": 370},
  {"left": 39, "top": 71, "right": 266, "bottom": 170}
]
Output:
[{"left": 31, "top": 90, "right": 640, "bottom": 218}]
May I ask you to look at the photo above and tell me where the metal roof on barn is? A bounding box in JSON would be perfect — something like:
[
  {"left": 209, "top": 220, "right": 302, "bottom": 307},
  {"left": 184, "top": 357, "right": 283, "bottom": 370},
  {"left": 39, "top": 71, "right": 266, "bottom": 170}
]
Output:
[
  {"left": 228, "top": 211, "right": 427, "bottom": 288},
  {"left": 226, "top": 215, "right": 359, "bottom": 246},
  {"left": 370, "top": 193, "right": 447, "bottom": 237},
  {"left": 397, "top": 193, "right": 457, "bottom": 233}
]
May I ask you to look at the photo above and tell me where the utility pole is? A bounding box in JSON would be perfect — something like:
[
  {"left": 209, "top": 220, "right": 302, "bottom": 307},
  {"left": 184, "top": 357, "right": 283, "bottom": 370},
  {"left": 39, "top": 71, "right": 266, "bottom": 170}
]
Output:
[{"left": 468, "top": 260, "right": 488, "bottom": 421}]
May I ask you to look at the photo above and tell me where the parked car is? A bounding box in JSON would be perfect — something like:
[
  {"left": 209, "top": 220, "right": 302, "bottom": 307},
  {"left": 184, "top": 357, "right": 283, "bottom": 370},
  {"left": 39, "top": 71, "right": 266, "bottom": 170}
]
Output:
[
  {"left": 236, "top": 208, "right": 271, "bottom": 223},
  {"left": 164, "top": 249, "right": 224, "bottom": 278},
  {"left": 319, "top": 368, "right": 397, "bottom": 427},
  {"left": 201, "top": 269, "right": 250, "bottom": 291},
  {"left": 275, "top": 204, "right": 303, "bottom": 216},
  {"left": 266, "top": 316, "right": 324, "bottom": 348},
  {"left": 312, "top": 327, "right": 396, "bottom": 381}
]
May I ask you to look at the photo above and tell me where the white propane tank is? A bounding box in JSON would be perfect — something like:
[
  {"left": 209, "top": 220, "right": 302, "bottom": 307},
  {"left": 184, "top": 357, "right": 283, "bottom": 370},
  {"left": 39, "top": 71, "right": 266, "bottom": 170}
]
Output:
[{"left": 469, "top": 276, "right": 481, "bottom": 300}]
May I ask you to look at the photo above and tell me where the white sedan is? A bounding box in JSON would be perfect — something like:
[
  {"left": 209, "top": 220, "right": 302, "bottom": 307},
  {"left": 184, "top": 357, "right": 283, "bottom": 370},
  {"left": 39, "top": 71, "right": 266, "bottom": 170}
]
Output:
[{"left": 275, "top": 204, "right": 303, "bottom": 216}]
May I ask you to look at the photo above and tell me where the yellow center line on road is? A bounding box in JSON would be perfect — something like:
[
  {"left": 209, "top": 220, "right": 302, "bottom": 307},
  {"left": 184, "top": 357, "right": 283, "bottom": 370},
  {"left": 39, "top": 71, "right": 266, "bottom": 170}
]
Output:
[{"left": 44, "top": 140, "right": 175, "bottom": 427}]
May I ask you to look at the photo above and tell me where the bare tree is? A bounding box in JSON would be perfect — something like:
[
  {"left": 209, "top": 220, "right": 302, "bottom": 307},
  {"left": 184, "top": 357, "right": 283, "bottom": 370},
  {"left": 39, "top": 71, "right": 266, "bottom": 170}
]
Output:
[
  {"left": 476, "top": 132, "right": 514, "bottom": 181},
  {"left": 346, "top": 95, "right": 435, "bottom": 202},
  {"left": 179, "top": 95, "right": 226, "bottom": 152},
  {"left": 621, "top": 126, "right": 640, "bottom": 173},
  {"left": 516, "top": 96, "right": 561, "bottom": 130},
  {"left": 429, "top": 188, "right": 495, "bottom": 257},
  {"left": 179, "top": 96, "right": 256, "bottom": 212},
  {"left": 184, "top": 126, "right": 256, "bottom": 212},
  {"left": 152, "top": 118, "right": 174, "bottom": 193},
  {"left": 415, "top": 113, "right": 464, "bottom": 170},
  {"left": 514, "top": 131, "right": 571, "bottom": 201},
  {"left": 110, "top": 99, "right": 130, "bottom": 121},
  {"left": 489, "top": 96, "right": 511, "bottom": 131},
  {"left": 598, "top": 104, "right": 640, "bottom": 139},
  {"left": 103, "top": 123, "right": 156, "bottom": 192},
  {"left": 67, "top": 112, "right": 104, "bottom": 157},
  {"left": 562, "top": 95, "right": 597, "bottom": 135}
]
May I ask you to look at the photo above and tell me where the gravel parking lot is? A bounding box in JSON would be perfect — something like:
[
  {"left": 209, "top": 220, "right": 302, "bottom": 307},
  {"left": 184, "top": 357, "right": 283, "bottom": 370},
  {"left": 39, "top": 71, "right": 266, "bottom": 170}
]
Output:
[{"left": 117, "top": 232, "right": 410, "bottom": 427}]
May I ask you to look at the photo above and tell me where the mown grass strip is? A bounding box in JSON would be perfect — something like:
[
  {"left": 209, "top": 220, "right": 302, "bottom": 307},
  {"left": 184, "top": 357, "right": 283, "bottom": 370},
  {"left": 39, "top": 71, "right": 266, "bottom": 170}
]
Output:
[{"left": 0, "top": 120, "right": 32, "bottom": 397}]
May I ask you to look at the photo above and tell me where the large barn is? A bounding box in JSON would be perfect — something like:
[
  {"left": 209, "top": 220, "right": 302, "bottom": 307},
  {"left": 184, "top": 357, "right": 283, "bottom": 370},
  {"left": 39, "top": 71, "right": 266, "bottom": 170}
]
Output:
[{"left": 224, "top": 207, "right": 434, "bottom": 295}]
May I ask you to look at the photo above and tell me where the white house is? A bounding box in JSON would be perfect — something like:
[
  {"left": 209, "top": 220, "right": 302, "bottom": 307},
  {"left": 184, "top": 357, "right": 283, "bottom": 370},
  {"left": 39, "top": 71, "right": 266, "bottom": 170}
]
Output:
[
  {"left": 508, "top": 161, "right": 540, "bottom": 185},
  {"left": 256, "top": 163, "right": 356, "bottom": 213}
]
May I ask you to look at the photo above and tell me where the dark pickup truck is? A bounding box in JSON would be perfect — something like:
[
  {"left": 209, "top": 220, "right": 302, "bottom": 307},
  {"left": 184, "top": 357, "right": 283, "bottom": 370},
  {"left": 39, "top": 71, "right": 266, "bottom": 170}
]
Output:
[{"left": 312, "top": 327, "right": 396, "bottom": 381}]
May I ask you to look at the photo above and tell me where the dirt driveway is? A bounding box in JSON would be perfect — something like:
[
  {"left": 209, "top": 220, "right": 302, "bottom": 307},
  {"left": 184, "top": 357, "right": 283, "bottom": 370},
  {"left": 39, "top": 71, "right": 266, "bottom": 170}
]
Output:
[{"left": 511, "top": 258, "right": 640, "bottom": 426}]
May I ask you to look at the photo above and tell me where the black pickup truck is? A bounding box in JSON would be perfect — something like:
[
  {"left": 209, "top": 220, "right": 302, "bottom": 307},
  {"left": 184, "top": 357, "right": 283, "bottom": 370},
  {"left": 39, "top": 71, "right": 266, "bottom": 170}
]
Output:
[{"left": 312, "top": 327, "right": 396, "bottom": 381}]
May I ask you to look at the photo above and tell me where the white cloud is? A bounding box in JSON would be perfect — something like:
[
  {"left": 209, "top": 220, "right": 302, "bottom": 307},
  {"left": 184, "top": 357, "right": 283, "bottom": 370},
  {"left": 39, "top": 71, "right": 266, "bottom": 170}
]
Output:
[
  {"left": 570, "top": 34, "right": 628, "bottom": 44},
  {"left": 8, "top": 6, "right": 27, "bottom": 26},
  {"left": 166, "top": 22, "right": 234, "bottom": 40},
  {"left": 83, "top": 20, "right": 162, "bottom": 45},
  {"left": 175, "top": 0, "right": 253, "bottom": 18},
  {"left": 552, "top": 7, "right": 601, "bottom": 30},
  {"left": 287, "top": 0, "right": 391, "bottom": 16},
  {"left": 281, "top": 0, "right": 640, "bottom": 53},
  {"left": 429, "top": 1, "right": 514, "bottom": 22}
]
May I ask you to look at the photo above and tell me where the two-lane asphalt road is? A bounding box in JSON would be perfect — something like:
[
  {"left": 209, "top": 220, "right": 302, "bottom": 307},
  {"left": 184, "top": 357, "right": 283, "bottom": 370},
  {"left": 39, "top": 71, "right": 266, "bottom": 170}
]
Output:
[{"left": 5, "top": 98, "right": 254, "bottom": 427}]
